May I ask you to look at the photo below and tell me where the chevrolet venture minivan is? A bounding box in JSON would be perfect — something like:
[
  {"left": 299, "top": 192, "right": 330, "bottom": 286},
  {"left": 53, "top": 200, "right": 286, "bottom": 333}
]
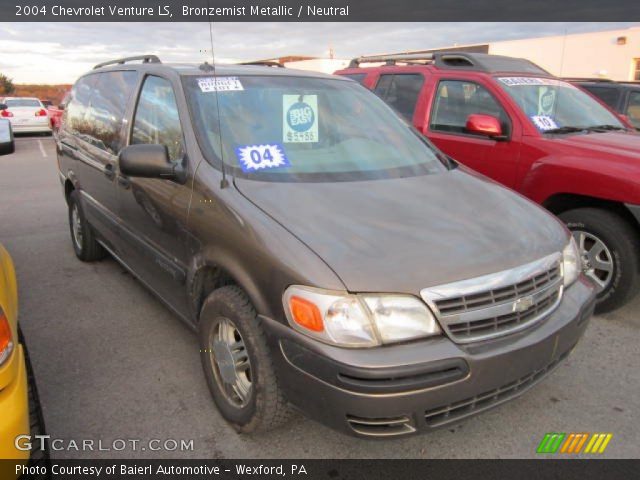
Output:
[{"left": 56, "top": 55, "right": 596, "bottom": 437}]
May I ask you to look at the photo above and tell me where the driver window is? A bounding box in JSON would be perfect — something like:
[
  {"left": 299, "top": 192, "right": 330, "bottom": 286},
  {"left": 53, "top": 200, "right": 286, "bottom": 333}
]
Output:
[
  {"left": 131, "top": 76, "right": 184, "bottom": 161},
  {"left": 430, "top": 80, "right": 510, "bottom": 136}
]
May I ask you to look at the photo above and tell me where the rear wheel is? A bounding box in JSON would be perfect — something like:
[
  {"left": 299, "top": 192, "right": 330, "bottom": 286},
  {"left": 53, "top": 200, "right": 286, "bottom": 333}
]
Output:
[
  {"left": 560, "top": 208, "right": 640, "bottom": 313},
  {"left": 68, "top": 190, "right": 106, "bottom": 262},
  {"left": 198, "top": 286, "right": 291, "bottom": 433}
]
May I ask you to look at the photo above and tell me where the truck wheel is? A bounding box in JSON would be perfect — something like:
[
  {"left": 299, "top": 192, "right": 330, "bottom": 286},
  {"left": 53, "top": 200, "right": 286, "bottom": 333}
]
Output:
[
  {"left": 560, "top": 208, "right": 640, "bottom": 313},
  {"left": 68, "top": 190, "right": 106, "bottom": 262},
  {"left": 198, "top": 286, "right": 291, "bottom": 433}
]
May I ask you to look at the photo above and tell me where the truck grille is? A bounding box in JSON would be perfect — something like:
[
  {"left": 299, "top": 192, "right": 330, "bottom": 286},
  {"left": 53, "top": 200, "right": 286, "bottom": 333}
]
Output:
[{"left": 421, "top": 253, "right": 563, "bottom": 343}]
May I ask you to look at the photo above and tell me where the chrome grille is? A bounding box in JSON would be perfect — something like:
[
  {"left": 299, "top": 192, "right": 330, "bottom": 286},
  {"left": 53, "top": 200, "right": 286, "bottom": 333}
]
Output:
[{"left": 421, "top": 253, "right": 563, "bottom": 343}]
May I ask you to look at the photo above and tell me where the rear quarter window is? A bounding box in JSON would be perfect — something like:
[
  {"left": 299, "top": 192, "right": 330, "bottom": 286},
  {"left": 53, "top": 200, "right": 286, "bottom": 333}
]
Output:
[
  {"left": 339, "top": 73, "right": 367, "bottom": 85},
  {"left": 373, "top": 74, "right": 424, "bottom": 122}
]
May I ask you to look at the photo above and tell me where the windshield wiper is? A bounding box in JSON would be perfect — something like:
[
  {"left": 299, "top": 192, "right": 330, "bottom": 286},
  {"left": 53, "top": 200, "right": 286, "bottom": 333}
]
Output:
[
  {"left": 542, "top": 126, "right": 586, "bottom": 134},
  {"left": 585, "top": 124, "right": 626, "bottom": 132}
]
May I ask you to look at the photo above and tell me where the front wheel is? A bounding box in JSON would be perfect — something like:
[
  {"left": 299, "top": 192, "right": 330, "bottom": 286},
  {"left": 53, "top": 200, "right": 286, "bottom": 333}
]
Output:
[
  {"left": 198, "top": 286, "right": 292, "bottom": 433},
  {"left": 560, "top": 208, "right": 640, "bottom": 313}
]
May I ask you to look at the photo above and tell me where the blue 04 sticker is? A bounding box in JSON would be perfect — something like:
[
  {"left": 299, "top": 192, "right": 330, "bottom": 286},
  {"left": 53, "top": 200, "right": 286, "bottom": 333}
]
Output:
[{"left": 235, "top": 144, "right": 290, "bottom": 172}]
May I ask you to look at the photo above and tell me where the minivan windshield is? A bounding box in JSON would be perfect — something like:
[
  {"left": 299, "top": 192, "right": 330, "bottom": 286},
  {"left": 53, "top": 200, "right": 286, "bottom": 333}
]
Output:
[
  {"left": 497, "top": 77, "right": 624, "bottom": 133},
  {"left": 183, "top": 75, "right": 447, "bottom": 182}
]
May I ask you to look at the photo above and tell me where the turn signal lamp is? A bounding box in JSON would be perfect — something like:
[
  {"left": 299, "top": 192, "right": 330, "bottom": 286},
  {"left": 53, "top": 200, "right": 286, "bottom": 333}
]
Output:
[
  {"left": 289, "top": 296, "right": 324, "bottom": 332},
  {"left": 0, "top": 307, "right": 14, "bottom": 365}
]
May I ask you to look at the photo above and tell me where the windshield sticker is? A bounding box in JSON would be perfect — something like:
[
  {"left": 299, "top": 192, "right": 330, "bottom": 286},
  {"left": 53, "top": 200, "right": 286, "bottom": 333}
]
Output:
[
  {"left": 197, "top": 77, "right": 244, "bottom": 92},
  {"left": 530, "top": 115, "right": 559, "bottom": 131},
  {"left": 498, "top": 77, "right": 573, "bottom": 88},
  {"left": 538, "top": 87, "right": 556, "bottom": 115},
  {"left": 235, "top": 144, "right": 290, "bottom": 172},
  {"left": 283, "top": 94, "right": 318, "bottom": 143}
]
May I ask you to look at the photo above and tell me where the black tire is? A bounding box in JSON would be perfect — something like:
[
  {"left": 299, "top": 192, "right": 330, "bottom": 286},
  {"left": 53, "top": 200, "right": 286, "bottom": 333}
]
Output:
[
  {"left": 0, "top": 141, "right": 14, "bottom": 155},
  {"left": 198, "top": 286, "right": 291, "bottom": 433},
  {"left": 68, "top": 190, "right": 106, "bottom": 262},
  {"left": 560, "top": 208, "right": 640, "bottom": 313}
]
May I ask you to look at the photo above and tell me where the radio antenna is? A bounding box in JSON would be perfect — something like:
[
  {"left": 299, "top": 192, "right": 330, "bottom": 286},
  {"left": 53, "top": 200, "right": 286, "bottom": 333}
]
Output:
[{"left": 205, "top": 0, "right": 229, "bottom": 188}]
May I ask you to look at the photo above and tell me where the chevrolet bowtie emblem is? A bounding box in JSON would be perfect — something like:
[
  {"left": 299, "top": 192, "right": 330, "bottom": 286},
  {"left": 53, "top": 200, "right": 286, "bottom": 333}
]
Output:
[{"left": 513, "top": 295, "right": 535, "bottom": 313}]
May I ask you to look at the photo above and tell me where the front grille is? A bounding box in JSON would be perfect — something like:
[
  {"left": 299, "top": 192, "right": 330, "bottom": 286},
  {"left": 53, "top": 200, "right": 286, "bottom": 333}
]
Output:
[
  {"left": 424, "top": 349, "right": 570, "bottom": 427},
  {"left": 448, "top": 288, "right": 561, "bottom": 340},
  {"left": 435, "top": 264, "right": 561, "bottom": 316},
  {"left": 421, "top": 253, "right": 563, "bottom": 343}
]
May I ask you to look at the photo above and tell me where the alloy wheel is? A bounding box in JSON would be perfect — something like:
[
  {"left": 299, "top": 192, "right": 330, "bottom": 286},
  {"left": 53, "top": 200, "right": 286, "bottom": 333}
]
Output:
[{"left": 572, "top": 230, "right": 614, "bottom": 291}]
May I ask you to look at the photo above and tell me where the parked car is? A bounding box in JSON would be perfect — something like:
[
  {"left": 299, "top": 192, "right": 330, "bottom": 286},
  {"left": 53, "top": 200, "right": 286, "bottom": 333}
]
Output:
[
  {"left": 47, "top": 93, "right": 69, "bottom": 135},
  {"left": 0, "top": 118, "right": 14, "bottom": 155},
  {"left": 0, "top": 244, "right": 48, "bottom": 472},
  {"left": 0, "top": 97, "right": 51, "bottom": 135},
  {"left": 0, "top": 243, "right": 30, "bottom": 461},
  {"left": 566, "top": 78, "right": 640, "bottom": 131},
  {"left": 336, "top": 52, "right": 640, "bottom": 312},
  {"left": 58, "top": 55, "right": 596, "bottom": 437}
]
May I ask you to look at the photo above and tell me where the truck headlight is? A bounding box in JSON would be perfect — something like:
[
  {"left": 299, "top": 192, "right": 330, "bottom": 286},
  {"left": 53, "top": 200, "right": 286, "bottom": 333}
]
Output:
[
  {"left": 283, "top": 286, "right": 441, "bottom": 347},
  {"left": 563, "top": 236, "right": 580, "bottom": 287}
]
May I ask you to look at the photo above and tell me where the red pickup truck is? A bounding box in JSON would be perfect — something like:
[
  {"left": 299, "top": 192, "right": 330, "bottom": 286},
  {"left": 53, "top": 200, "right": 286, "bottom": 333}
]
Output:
[
  {"left": 336, "top": 52, "right": 640, "bottom": 312},
  {"left": 47, "top": 93, "right": 69, "bottom": 134}
]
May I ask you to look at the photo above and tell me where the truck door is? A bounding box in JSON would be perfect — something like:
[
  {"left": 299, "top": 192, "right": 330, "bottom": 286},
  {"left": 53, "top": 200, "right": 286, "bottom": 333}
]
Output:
[{"left": 424, "top": 78, "right": 521, "bottom": 188}]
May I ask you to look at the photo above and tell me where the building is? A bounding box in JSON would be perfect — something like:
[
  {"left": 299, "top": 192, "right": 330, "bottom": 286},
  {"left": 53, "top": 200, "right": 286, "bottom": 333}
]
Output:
[{"left": 392, "top": 27, "right": 640, "bottom": 81}]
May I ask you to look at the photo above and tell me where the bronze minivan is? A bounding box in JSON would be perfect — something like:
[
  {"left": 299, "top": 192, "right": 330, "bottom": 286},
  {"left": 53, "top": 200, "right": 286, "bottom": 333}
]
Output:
[{"left": 57, "top": 55, "right": 596, "bottom": 437}]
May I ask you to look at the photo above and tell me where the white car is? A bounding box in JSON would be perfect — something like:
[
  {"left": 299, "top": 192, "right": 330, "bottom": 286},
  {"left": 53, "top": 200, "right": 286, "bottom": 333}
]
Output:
[{"left": 0, "top": 97, "right": 51, "bottom": 134}]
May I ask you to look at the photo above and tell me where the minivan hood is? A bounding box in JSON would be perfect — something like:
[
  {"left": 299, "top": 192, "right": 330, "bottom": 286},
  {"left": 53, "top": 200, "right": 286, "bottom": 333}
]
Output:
[{"left": 235, "top": 169, "right": 568, "bottom": 294}]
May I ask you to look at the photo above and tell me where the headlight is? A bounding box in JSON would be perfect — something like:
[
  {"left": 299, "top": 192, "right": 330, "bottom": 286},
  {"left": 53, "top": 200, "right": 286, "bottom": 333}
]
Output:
[
  {"left": 283, "top": 286, "right": 441, "bottom": 347},
  {"left": 562, "top": 236, "right": 580, "bottom": 287}
]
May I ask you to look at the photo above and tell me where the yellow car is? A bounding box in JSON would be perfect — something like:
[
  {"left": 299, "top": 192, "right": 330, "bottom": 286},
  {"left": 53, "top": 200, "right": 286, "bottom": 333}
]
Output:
[{"left": 0, "top": 243, "right": 29, "bottom": 461}]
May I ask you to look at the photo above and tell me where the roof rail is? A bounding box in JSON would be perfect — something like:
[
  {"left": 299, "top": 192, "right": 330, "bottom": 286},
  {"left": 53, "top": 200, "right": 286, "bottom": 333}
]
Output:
[
  {"left": 563, "top": 77, "right": 613, "bottom": 83},
  {"left": 93, "top": 55, "right": 161, "bottom": 70},
  {"left": 239, "top": 61, "right": 285, "bottom": 68},
  {"left": 349, "top": 53, "right": 434, "bottom": 68}
]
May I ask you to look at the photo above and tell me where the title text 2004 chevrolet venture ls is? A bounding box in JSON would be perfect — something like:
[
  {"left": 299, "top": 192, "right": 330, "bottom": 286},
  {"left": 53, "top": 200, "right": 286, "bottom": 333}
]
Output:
[{"left": 57, "top": 55, "right": 596, "bottom": 437}]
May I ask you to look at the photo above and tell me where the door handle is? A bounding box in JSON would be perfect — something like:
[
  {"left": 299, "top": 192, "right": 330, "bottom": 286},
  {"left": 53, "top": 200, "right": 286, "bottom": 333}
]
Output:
[
  {"left": 117, "top": 175, "right": 131, "bottom": 189},
  {"left": 104, "top": 163, "right": 115, "bottom": 180}
]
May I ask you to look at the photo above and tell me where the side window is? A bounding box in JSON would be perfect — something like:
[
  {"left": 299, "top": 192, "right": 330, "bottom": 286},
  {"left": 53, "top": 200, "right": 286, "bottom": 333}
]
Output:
[
  {"left": 84, "top": 71, "right": 138, "bottom": 154},
  {"left": 582, "top": 86, "right": 620, "bottom": 110},
  {"left": 131, "top": 76, "right": 184, "bottom": 161},
  {"left": 626, "top": 91, "right": 640, "bottom": 129},
  {"left": 374, "top": 74, "right": 424, "bottom": 122},
  {"left": 65, "top": 75, "right": 96, "bottom": 135},
  {"left": 430, "top": 80, "right": 510, "bottom": 135}
]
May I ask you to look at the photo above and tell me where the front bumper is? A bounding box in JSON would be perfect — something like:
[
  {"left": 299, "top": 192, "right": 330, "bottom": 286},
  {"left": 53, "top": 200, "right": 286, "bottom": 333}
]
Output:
[
  {"left": 263, "top": 276, "right": 596, "bottom": 437},
  {"left": 0, "top": 345, "right": 30, "bottom": 459}
]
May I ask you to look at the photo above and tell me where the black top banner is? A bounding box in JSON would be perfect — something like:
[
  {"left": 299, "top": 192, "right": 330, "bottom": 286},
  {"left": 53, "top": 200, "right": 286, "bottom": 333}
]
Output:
[{"left": 2, "top": 0, "right": 640, "bottom": 21}]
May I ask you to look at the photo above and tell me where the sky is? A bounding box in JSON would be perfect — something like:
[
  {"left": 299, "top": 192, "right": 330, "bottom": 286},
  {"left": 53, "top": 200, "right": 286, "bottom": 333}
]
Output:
[{"left": 0, "top": 22, "right": 638, "bottom": 84}]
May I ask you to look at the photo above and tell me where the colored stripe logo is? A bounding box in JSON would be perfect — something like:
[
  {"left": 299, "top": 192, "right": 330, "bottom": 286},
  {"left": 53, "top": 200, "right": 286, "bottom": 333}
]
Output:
[{"left": 537, "top": 433, "right": 612, "bottom": 454}]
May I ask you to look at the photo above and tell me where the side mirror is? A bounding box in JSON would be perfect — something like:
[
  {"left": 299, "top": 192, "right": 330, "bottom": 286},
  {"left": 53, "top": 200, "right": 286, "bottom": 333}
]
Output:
[
  {"left": 119, "top": 144, "right": 176, "bottom": 179},
  {"left": 0, "top": 104, "right": 7, "bottom": 111},
  {"left": 465, "top": 114, "right": 504, "bottom": 138}
]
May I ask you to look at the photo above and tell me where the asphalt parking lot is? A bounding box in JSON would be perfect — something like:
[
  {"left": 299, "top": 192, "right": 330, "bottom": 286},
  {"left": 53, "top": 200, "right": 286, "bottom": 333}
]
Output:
[{"left": 1, "top": 135, "right": 639, "bottom": 459}]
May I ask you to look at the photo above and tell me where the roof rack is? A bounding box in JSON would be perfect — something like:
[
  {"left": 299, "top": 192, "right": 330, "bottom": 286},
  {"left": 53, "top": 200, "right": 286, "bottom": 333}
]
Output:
[
  {"left": 348, "top": 52, "right": 549, "bottom": 75},
  {"left": 348, "top": 53, "right": 434, "bottom": 68},
  {"left": 93, "top": 55, "right": 161, "bottom": 70},
  {"left": 239, "top": 61, "right": 285, "bottom": 68}
]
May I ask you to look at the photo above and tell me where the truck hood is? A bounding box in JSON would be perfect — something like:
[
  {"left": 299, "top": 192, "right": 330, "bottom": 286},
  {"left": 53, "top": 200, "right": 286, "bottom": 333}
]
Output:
[
  {"left": 552, "top": 131, "right": 640, "bottom": 161},
  {"left": 235, "top": 169, "right": 568, "bottom": 294}
]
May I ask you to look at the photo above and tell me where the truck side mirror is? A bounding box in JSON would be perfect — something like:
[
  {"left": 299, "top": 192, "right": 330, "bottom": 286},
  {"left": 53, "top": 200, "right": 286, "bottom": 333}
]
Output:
[{"left": 465, "top": 114, "right": 504, "bottom": 139}]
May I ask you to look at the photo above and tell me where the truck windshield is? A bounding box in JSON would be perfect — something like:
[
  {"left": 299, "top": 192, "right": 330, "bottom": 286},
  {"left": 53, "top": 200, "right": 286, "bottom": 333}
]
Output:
[
  {"left": 497, "top": 77, "right": 624, "bottom": 133},
  {"left": 183, "top": 75, "right": 447, "bottom": 182}
]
